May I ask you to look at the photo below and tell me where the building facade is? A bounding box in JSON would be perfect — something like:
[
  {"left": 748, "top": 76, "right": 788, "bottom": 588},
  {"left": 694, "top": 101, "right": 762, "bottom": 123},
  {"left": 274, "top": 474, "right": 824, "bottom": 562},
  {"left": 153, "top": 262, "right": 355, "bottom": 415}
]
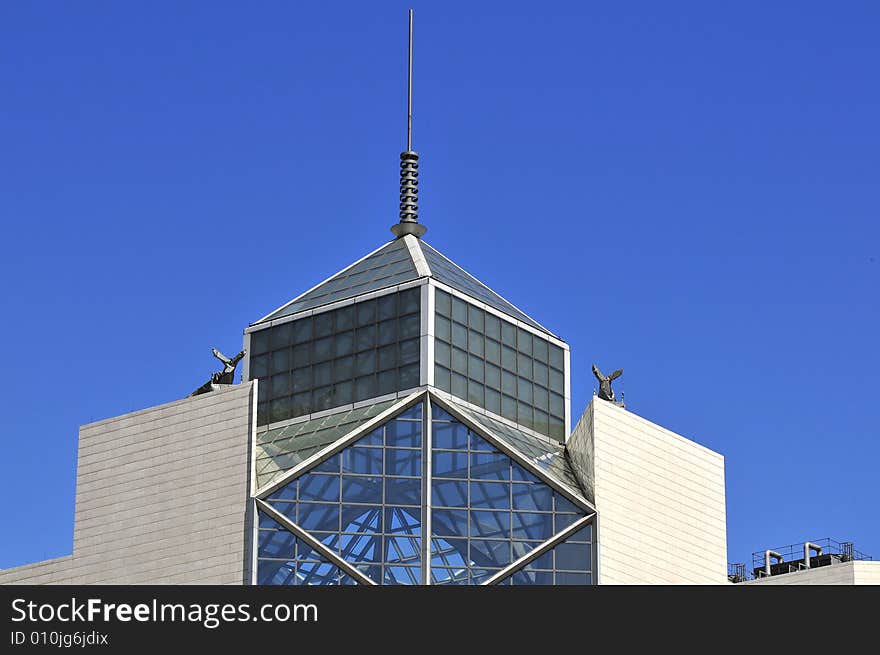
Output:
[{"left": 0, "top": 231, "right": 730, "bottom": 585}]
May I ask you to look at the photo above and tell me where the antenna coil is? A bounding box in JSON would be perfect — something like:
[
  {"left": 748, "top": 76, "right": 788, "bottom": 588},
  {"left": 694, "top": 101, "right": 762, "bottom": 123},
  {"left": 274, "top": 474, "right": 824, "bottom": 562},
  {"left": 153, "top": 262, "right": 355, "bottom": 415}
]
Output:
[{"left": 399, "top": 150, "right": 419, "bottom": 223}]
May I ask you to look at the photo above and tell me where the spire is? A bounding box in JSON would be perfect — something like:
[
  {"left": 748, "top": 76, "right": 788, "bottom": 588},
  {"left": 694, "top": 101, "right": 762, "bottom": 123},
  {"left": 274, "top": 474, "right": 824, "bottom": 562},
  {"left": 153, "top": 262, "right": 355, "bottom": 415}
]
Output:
[{"left": 391, "top": 9, "right": 427, "bottom": 239}]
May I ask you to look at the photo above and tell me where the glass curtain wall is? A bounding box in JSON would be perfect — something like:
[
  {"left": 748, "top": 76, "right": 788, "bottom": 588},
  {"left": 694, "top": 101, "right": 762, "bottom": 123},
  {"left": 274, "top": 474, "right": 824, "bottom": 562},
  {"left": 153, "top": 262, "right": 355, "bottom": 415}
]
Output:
[
  {"left": 433, "top": 289, "right": 566, "bottom": 441},
  {"left": 256, "top": 400, "right": 593, "bottom": 585},
  {"left": 250, "top": 288, "right": 421, "bottom": 425}
]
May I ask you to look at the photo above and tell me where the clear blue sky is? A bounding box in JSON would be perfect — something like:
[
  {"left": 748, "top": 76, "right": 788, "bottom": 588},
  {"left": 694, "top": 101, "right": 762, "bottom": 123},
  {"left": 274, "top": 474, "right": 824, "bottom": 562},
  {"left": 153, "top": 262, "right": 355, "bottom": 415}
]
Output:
[{"left": 1, "top": 1, "right": 877, "bottom": 572}]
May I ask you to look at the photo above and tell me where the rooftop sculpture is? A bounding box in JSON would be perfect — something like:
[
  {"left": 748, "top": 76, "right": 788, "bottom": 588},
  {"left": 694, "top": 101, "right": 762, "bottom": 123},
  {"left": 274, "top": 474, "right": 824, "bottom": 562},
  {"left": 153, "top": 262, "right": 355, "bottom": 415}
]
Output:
[
  {"left": 592, "top": 363, "right": 624, "bottom": 406},
  {"left": 190, "top": 348, "right": 246, "bottom": 397}
]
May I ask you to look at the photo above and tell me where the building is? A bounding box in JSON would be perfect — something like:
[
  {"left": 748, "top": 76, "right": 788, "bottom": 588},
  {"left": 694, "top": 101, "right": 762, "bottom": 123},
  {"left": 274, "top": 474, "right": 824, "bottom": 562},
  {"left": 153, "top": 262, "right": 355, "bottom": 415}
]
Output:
[
  {"left": 0, "top": 11, "right": 735, "bottom": 586},
  {"left": 0, "top": 215, "right": 732, "bottom": 585},
  {"left": 730, "top": 538, "right": 878, "bottom": 585}
]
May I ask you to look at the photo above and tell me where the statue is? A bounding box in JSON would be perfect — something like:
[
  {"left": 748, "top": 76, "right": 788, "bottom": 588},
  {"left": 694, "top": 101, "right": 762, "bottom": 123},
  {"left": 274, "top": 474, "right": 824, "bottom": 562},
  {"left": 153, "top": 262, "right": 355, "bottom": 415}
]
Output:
[
  {"left": 190, "top": 348, "right": 247, "bottom": 397},
  {"left": 592, "top": 363, "right": 623, "bottom": 404}
]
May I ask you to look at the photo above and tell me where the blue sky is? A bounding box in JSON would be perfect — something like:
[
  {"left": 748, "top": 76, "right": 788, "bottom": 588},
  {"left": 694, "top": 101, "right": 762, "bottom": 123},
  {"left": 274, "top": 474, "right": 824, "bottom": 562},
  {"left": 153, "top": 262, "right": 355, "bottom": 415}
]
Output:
[{"left": 1, "top": 2, "right": 877, "bottom": 572}]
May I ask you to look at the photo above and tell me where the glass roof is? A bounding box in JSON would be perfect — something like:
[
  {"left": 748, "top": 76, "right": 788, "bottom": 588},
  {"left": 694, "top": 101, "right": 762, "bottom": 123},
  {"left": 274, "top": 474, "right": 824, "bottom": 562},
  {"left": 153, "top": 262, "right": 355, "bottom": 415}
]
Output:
[
  {"left": 261, "top": 239, "right": 420, "bottom": 322},
  {"left": 442, "top": 398, "right": 587, "bottom": 504},
  {"left": 253, "top": 237, "right": 555, "bottom": 337},
  {"left": 255, "top": 399, "right": 398, "bottom": 489},
  {"left": 419, "top": 241, "right": 551, "bottom": 334}
]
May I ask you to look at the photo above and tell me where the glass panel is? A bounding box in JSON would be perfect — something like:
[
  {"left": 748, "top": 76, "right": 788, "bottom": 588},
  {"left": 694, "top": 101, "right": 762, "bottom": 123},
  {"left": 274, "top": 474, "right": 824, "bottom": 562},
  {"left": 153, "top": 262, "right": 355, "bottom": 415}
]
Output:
[
  {"left": 432, "top": 479, "right": 468, "bottom": 507},
  {"left": 512, "top": 512, "right": 555, "bottom": 541},
  {"left": 511, "top": 483, "right": 553, "bottom": 511},
  {"left": 432, "top": 421, "right": 468, "bottom": 449},
  {"left": 298, "top": 474, "right": 340, "bottom": 501},
  {"left": 386, "top": 418, "right": 421, "bottom": 447},
  {"left": 470, "top": 452, "right": 510, "bottom": 480},
  {"left": 252, "top": 289, "right": 423, "bottom": 426},
  {"left": 341, "top": 475, "right": 383, "bottom": 504},
  {"left": 432, "top": 450, "right": 469, "bottom": 478},
  {"left": 385, "top": 477, "right": 420, "bottom": 505},
  {"left": 341, "top": 448, "right": 382, "bottom": 475},
  {"left": 470, "top": 480, "right": 510, "bottom": 510},
  {"left": 385, "top": 448, "right": 421, "bottom": 476},
  {"left": 469, "top": 510, "right": 510, "bottom": 539}
]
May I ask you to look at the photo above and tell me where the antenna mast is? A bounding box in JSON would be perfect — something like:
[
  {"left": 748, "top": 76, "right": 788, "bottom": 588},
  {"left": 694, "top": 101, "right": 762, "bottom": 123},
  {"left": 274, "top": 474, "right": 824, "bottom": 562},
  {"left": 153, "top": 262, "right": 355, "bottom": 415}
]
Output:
[{"left": 391, "top": 8, "right": 427, "bottom": 238}]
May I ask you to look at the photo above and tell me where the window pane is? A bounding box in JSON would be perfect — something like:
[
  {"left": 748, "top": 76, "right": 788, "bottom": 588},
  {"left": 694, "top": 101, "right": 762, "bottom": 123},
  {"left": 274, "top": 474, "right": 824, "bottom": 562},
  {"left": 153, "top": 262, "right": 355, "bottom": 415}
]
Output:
[
  {"left": 357, "top": 300, "right": 377, "bottom": 326},
  {"left": 385, "top": 448, "right": 421, "bottom": 476},
  {"left": 470, "top": 480, "right": 510, "bottom": 510},
  {"left": 470, "top": 452, "right": 510, "bottom": 480},
  {"left": 469, "top": 510, "right": 510, "bottom": 539},
  {"left": 251, "top": 329, "right": 270, "bottom": 355},
  {"left": 399, "top": 363, "right": 420, "bottom": 389},
  {"left": 434, "top": 364, "right": 451, "bottom": 391},
  {"left": 293, "top": 318, "right": 313, "bottom": 344},
  {"left": 469, "top": 539, "right": 512, "bottom": 568},
  {"left": 400, "top": 287, "right": 420, "bottom": 314},
  {"left": 501, "top": 346, "right": 517, "bottom": 372},
  {"left": 270, "top": 348, "right": 290, "bottom": 375},
  {"left": 341, "top": 475, "right": 383, "bottom": 504},
  {"left": 432, "top": 450, "right": 468, "bottom": 478},
  {"left": 549, "top": 345, "right": 564, "bottom": 371},
  {"left": 451, "top": 347, "right": 468, "bottom": 375},
  {"left": 400, "top": 314, "right": 420, "bottom": 339},
  {"left": 435, "top": 289, "right": 451, "bottom": 316},
  {"left": 435, "top": 315, "right": 451, "bottom": 342},
  {"left": 431, "top": 509, "right": 468, "bottom": 537},
  {"left": 485, "top": 314, "right": 501, "bottom": 340},
  {"left": 512, "top": 569, "right": 553, "bottom": 585},
  {"left": 517, "top": 329, "right": 533, "bottom": 356},
  {"left": 334, "top": 331, "right": 354, "bottom": 357},
  {"left": 451, "top": 372, "right": 467, "bottom": 399},
  {"left": 399, "top": 338, "right": 420, "bottom": 365},
  {"left": 435, "top": 340, "right": 451, "bottom": 368},
  {"left": 532, "top": 337, "right": 549, "bottom": 363},
  {"left": 297, "top": 473, "right": 340, "bottom": 501},
  {"left": 501, "top": 321, "right": 516, "bottom": 346},
  {"left": 485, "top": 387, "right": 501, "bottom": 415},
  {"left": 385, "top": 477, "right": 421, "bottom": 505},
  {"left": 386, "top": 418, "right": 421, "bottom": 447},
  {"left": 378, "top": 318, "right": 397, "bottom": 345},
  {"left": 296, "top": 502, "right": 340, "bottom": 532},
  {"left": 356, "top": 324, "right": 377, "bottom": 351},
  {"left": 556, "top": 572, "right": 590, "bottom": 585},
  {"left": 432, "top": 421, "right": 468, "bottom": 449},
  {"left": 467, "top": 355, "right": 485, "bottom": 382},
  {"left": 432, "top": 479, "right": 468, "bottom": 508},
  {"left": 485, "top": 338, "right": 501, "bottom": 366},
  {"left": 452, "top": 297, "right": 468, "bottom": 324},
  {"left": 452, "top": 322, "right": 468, "bottom": 349},
  {"left": 335, "top": 305, "right": 354, "bottom": 331},
  {"left": 512, "top": 512, "right": 555, "bottom": 541},
  {"left": 378, "top": 293, "right": 397, "bottom": 320},
  {"left": 555, "top": 542, "right": 591, "bottom": 570},
  {"left": 469, "top": 330, "right": 484, "bottom": 357},
  {"left": 342, "top": 447, "right": 383, "bottom": 475},
  {"left": 512, "top": 483, "right": 553, "bottom": 511},
  {"left": 313, "top": 336, "right": 333, "bottom": 362},
  {"left": 341, "top": 506, "right": 382, "bottom": 534},
  {"left": 467, "top": 379, "right": 483, "bottom": 406},
  {"left": 313, "top": 311, "right": 332, "bottom": 336}
]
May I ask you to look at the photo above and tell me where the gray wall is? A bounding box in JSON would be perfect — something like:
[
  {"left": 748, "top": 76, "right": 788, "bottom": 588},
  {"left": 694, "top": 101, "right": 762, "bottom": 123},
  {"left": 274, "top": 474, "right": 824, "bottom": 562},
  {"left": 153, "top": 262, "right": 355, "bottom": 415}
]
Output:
[
  {"left": 590, "top": 399, "right": 728, "bottom": 584},
  {"left": 0, "top": 383, "right": 255, "bottom": 584}
]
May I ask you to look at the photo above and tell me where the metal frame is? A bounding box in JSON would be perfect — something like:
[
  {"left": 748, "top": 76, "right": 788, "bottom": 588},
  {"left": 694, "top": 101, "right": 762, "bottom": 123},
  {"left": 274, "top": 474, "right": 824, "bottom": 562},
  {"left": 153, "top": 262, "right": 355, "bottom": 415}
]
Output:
[
  {"left": 482, "top": 512, "right": 595, "bottom": 585},
  {"left": 251, "top": 388, "right": 597, "bottom": 585},
  {"left": 255, "top": 499, "right": 377, "bottom": 585},
  {"left": 429, "top": 391, "right": 595, "bottom": 513},
  {"left": 255, "top": 390, "right": 426, "bottom": 499}
]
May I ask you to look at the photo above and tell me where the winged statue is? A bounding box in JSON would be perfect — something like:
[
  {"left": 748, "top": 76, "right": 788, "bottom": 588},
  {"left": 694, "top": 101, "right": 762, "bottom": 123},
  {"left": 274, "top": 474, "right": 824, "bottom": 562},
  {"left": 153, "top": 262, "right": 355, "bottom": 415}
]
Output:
[
  {"left": 190, "top": 348, "right": 247, "bottom": 397},
  {"left": 592, "top": 363, "right": 623, "bottom": 403}
]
